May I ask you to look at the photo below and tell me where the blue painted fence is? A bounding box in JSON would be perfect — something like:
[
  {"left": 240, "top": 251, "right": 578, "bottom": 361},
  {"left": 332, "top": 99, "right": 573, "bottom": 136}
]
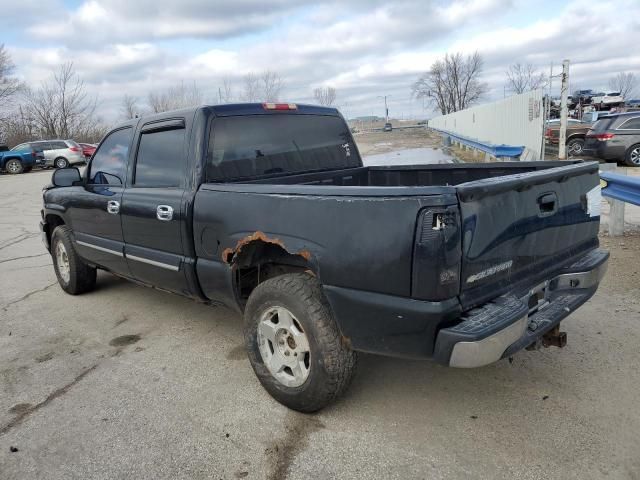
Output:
[{"left": 600, "top": 172, "right": 640, "bottom": 206}]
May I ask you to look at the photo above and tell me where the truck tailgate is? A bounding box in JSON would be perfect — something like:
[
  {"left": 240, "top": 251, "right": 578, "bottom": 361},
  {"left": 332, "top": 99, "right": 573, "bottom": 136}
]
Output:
[{"left": 456, "top": 162, "right": 601, "bottom": 310}]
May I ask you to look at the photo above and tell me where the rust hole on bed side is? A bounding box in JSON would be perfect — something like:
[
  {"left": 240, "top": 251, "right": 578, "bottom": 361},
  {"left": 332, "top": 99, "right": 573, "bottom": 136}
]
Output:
[{"left": 222, "top": 231, "right": 311, "bottom": 265}]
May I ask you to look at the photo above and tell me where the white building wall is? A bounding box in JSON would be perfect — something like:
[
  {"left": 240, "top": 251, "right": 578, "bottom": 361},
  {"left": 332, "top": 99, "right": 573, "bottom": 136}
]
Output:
[{"left": 428, "top": 90, "right": 545, "bottom": 159}]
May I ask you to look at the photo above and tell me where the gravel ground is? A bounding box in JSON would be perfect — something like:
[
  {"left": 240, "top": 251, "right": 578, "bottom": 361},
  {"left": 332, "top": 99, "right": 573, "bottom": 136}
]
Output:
[{"left": 1, "top": 163, "right": 639, "bottom": 480}]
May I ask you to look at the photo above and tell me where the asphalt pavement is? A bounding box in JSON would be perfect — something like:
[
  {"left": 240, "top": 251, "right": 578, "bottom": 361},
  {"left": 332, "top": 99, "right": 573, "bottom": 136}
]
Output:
[{"left": 1, "top": 168, "right": 639, "bottom": 480}]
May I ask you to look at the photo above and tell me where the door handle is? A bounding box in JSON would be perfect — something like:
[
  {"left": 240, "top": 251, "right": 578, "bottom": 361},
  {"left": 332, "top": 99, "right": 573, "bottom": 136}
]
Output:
[
  {"left": 156, "top": 205, "right": 174, "bottom": 221},
  {"left": 537, "top": 192, "right": 557, "bottom": 216},
  {"left": 107, "top": 200, "right": 120, "bottom": 215}
]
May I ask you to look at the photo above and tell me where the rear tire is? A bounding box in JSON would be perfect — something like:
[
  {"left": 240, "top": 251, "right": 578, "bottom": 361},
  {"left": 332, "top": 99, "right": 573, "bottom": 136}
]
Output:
[
  {"left": 244, "top": 273, "right": 357, "bottom": 412},
  {"left": 55, "top": 157, "right": 69, "bottom": 169},
  {"left": 51, "top": 226, "right": 97, "bottom": 295},
  {"left": 624, "top": 144, "right": 640, "bottom": 167},
  {"left": 5, "top": 159, "right": 23, "bottom": 174},
  {"left": 567, "top": 138, "right": 585, "bottom": 157}
]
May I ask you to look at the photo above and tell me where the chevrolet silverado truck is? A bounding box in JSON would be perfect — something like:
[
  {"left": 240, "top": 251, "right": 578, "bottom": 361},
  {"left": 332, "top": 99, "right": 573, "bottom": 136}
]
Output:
[{"left": 40, "top": 103, "right": 609, "bottom": 412}]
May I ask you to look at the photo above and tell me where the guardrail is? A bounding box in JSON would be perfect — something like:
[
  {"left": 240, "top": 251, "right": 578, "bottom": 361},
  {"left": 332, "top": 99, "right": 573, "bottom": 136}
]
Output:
[
  {"left": 431, "top": 128, "right": 525, "bottom": 159},
  {"left": 599, "top": 170, "right": 640, "bottom": 236},
  {"left": 600, "top": 172, "right": 640, "bottom": 206}
]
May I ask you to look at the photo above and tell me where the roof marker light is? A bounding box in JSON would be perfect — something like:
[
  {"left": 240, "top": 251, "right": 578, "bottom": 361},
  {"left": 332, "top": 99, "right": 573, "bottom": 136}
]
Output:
[{"left": 263, "top": 103, "right": 297, "bottom": 110}]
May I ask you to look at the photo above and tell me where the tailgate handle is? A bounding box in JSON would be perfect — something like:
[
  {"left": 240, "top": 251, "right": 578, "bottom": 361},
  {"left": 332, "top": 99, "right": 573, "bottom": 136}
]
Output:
[{"left": 537, "top": 193, "right": 558, "bottom": 216}]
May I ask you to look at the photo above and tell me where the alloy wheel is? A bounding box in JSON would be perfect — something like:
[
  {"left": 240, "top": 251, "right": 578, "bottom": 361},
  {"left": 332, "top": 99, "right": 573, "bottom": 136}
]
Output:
[
  {"left": 56, "top": 241, "right": 70, "bottom": 283},
  {"left": 257, "top": 306, "right": 311, "bottom": 387}
]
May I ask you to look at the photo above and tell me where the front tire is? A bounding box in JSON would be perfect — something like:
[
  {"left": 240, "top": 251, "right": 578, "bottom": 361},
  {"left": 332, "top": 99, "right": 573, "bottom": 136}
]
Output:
[
  {"left": 5, "top": 159, "right": 24, "bottom": 174},
  {"left": 624, "top": 144, "right": 640, "bottom": 167},
  {"left": 51, "top": 226, "right": 97, "bottom": 295},
  {"left": 55, "top": 157, "right": 69, "bottom": 169},
  {"left": 244, "top": 273, "right": 357, "bottom": 412}
]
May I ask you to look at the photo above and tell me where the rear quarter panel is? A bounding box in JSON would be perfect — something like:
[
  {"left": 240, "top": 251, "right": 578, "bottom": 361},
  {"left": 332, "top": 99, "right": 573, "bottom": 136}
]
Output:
[{"left": 193, "top": 185, "right": 457, "bottom": 308}]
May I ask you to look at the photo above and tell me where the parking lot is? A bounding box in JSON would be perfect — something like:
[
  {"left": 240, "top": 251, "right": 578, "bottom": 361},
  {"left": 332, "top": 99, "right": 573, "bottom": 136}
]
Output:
[{"left": 1, "top": 158, "right": 640, "bottom": 479}]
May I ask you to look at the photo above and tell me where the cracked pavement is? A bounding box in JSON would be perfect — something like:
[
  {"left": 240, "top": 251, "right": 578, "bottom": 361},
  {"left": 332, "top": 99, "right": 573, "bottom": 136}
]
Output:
[{"left": 1, "top": 168, "right": 640, "bottom": 479}]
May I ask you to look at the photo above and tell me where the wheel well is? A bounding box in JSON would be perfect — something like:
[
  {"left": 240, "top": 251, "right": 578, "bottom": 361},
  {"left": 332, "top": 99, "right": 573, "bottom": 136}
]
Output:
[
  {"left": 567, "top": 135, "right": 585, "bottom": 142},
  {"left": 224, "top": 236, "right": 316, "bottom": 302},
  {"left": 45, "top": 214, "right": 65, "bottom": 245},
  {"left": 3, "top": 156, "right": 22, "bottom": 165}
]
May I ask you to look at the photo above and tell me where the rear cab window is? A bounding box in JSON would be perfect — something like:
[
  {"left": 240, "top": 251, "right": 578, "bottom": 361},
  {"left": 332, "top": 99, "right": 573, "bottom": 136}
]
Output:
[{"left": 206, "top": 114, "right": 359, "bottom": 182}]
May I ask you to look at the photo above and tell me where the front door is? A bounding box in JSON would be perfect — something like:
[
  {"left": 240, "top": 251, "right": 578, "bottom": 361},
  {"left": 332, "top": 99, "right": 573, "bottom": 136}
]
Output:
[
  {"left": 121, "top": 119, "right": 191, "bottom": 295},
  {"left": 70, "top": 127, "right": 134, "bottom": 276}
]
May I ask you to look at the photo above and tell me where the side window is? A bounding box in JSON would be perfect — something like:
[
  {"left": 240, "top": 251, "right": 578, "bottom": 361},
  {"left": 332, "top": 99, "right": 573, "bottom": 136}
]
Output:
[
  {"left": 134, "top": 127, "right": 186, "bottom": 187},
  {"left": 89, "top": 128, "right": 132, "bottom": 185},
  {"left": 618, "top": 118, "right": 640, "bottom": 130},
  {"left": 52, "top": 141, "right": 67, "bottom": 149}
]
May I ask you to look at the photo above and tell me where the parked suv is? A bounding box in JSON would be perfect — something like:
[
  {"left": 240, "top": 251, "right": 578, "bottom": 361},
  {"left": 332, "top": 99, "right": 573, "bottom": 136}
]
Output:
[
  {"left": 29, "top": 139, "right": 85, "bottom": 168},
  {"left": 584, "top": 113, "right": 640, "bottom": 166}
]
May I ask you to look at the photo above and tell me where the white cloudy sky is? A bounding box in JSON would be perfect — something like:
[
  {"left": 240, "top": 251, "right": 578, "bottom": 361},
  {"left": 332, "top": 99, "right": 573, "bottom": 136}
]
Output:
[{"left": 2, "top": 0, "right": 640, "bottom": 122}]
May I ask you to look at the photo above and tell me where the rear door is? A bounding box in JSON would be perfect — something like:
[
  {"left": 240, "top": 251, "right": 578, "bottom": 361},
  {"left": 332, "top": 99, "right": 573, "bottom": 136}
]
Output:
[
  {"left": 120, "top": 118, "right": 191, "bottom": 295},
  {"left": 455, "top": 162, "right": 601, "bottom": 309},
  {"left": 615, "top": 116, "right": 640, "bottom": 164}
]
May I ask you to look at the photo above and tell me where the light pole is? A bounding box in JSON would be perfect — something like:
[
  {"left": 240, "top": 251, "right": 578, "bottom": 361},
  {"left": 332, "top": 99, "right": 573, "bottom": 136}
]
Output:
[{"left": 378, "top": 95, "right": 391, "bottom": 122}]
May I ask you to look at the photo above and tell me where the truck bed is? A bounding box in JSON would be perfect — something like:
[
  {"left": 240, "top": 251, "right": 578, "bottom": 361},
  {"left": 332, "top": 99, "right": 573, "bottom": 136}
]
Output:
[{"left": 243, "top": 161, "right": 584, "bottom": 188}]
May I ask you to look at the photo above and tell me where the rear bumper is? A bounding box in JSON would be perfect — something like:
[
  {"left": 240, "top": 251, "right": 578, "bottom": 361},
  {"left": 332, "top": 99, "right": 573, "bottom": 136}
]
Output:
[
  {"left": 433, "top": 249, "right": 608, "bottom": 367},
  {"left": 323, "top": 249, "right": 608, "bottom": 363},
  {"left": 583, "top": 141, "right": 625, "bottom": 160}
]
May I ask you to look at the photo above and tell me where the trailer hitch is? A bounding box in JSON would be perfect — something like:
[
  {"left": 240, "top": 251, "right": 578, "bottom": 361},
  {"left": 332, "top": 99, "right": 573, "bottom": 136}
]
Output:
[
  {"left": 542, "top": 326, "right": 567, "bottom": 348},
  {"left": 525, "top": 325, "right": 567, "bottom": 351}
]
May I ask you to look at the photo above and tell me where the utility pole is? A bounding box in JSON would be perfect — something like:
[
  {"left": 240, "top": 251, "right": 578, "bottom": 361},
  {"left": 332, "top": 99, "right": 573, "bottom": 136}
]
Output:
[
  {"left": 218, "top": 87, "right": 222, "bottom": 104},
  {"left": 558, "top": 59, "right": 570, "bottom": 160},
  {"left": 378, "top": 95, "right": 391, "bottom": 122}
]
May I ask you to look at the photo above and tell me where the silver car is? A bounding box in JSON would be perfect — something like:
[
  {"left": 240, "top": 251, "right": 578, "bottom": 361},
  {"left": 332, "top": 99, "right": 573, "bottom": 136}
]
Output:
[{"left": 30, "top": 139, "right": 86, "bottom": 168}]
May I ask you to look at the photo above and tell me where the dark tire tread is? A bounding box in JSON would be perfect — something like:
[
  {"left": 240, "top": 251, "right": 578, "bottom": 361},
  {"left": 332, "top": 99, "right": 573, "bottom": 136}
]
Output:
[
  {"left": 51, "top": 225, "right": 97, "bottom": 295},
  {"left": 244, "top": 273, "right": 357, "bottom": 412}
]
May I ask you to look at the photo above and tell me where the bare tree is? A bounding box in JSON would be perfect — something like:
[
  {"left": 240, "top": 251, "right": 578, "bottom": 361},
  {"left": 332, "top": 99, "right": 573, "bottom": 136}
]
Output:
[
  {"left": 0, "top": 44, "right": 23, "bottom": 116},
  {"left": 219, "top": 77, "right": 234, "bottom": 103},
  {"left": 121, "top": 94, "right": 139, "bottom": 119},
  {"left": 412, "top": 51, "right": 488, "bottom": 115},
  {"left": 241, "top": 73, "right": 260, "bottom": 102},
  {"left": 260, "top": 70, "right": 284, "bottom": 102},
  {"left": 21, "top": 62, "right": 102, "bottom": 140},
  {"left": 313, "top": 86, "right": 337, "bottom": 106},
  {"left": 147, "top": 81, "right": 203, "bottom": 113},
  {"left": 505, "top": 63, "right": 546, "bottom": 94},
  {"left": 241, "top": 70, "right": 284, "bottom": 102},
  {"left": 608, "top": 72, "right": 637, "bottom": 99}
]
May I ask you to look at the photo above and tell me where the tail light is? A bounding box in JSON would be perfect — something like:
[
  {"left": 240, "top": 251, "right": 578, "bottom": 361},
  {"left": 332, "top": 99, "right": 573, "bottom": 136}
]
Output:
[
  {"left": 412, "top": 206, "right": 461, "bottom": 301},
  {"left": 544, "top": 128, "right": 552, "bottom": 138},
  {"left": 587, "top": 133, "right": 615, "bottom": 141},
  {"left": 262, "top": 103, "right": 297, "bottom": 110},
  {"left": 69, "top": 146, "right": 81, "bottom": 152},
  {"left": 31, "top": 150, "right": 37, "bottom": 158}
]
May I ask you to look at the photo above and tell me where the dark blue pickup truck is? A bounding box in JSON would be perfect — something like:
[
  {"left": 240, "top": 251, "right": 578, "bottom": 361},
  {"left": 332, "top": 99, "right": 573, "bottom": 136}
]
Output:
[
  {"left": 1, "top": 143, "right": 42, "bottom": 174},
  {"left": 40, "top": 103, "right": 608, "bottom": 411}
]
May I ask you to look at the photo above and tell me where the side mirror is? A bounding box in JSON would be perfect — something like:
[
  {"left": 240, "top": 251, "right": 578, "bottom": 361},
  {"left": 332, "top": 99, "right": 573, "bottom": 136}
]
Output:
[{"left": 52, "top": 167, "right": 82, "bottom": 187}]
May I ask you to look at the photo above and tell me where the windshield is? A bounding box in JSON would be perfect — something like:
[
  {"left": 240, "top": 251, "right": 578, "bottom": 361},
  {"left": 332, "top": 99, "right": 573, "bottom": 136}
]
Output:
[{"left": 206, "top": 114, "right": 359, "bottom": 182}]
